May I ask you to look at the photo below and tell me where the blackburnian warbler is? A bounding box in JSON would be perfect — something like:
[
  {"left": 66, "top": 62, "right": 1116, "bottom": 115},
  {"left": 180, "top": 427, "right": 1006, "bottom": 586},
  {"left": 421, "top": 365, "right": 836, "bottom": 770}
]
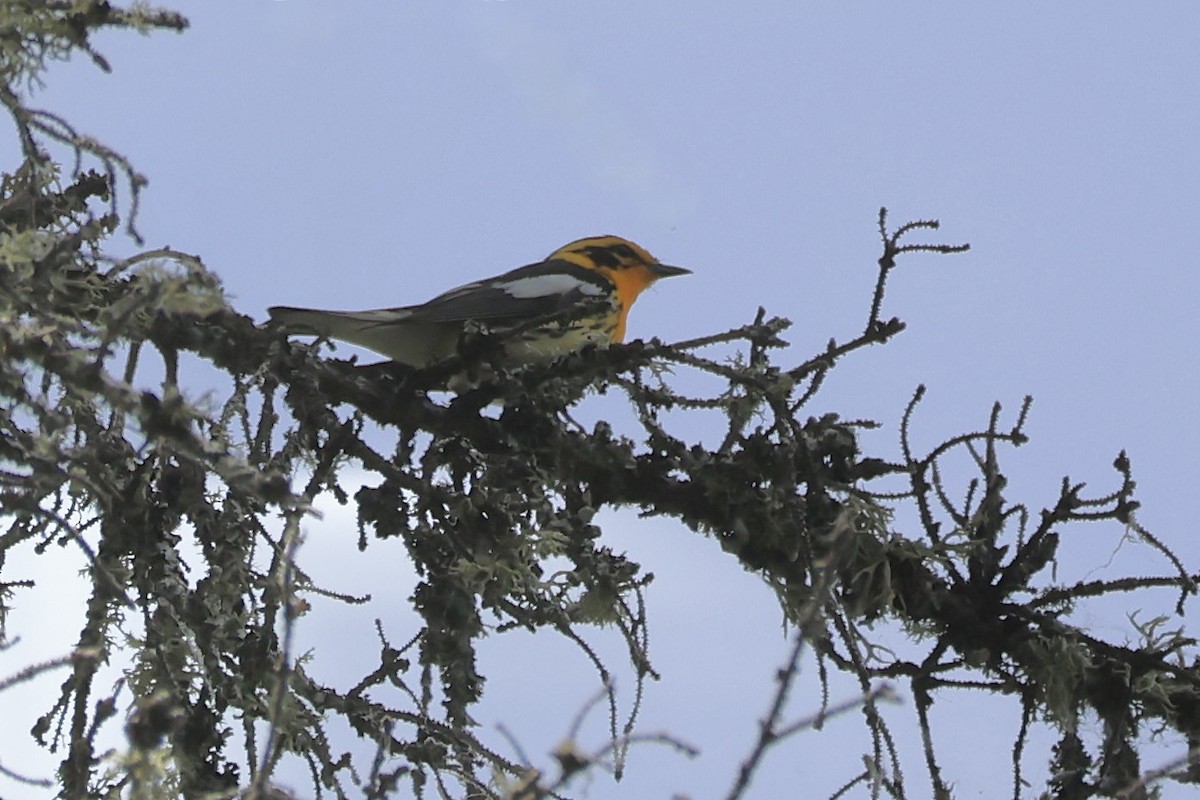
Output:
[{"left": 268, "top": 235, "right": 690, "bottom": 368}]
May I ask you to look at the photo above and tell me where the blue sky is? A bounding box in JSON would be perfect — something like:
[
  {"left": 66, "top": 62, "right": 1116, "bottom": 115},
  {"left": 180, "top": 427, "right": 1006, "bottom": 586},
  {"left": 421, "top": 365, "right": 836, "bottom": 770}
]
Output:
[{"left": 1, "top": 2, "right": 1198, "bottom": 798}]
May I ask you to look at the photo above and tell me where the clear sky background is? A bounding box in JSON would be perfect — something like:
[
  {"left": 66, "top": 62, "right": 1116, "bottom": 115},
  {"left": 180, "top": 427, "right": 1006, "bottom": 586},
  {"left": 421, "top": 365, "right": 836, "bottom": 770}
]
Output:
[{"left": 2, "top": 2, "right": 1199, "bottom": 798}]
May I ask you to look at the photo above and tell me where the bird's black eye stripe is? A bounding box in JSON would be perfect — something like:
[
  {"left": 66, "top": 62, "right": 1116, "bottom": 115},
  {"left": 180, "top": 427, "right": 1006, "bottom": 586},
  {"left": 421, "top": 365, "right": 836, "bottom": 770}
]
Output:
[
  {"left": 611, "top": 244, "right": 638, "bottom": 262},
  {"left": 580, "top": 244, "right": 639, "bottom": 268}
]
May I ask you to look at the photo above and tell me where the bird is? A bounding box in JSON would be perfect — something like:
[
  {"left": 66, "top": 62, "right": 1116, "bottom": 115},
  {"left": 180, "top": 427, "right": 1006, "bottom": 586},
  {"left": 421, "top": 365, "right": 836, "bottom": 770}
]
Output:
[{"left": 268, "top": 235, "right": 690, "bottom": 368}]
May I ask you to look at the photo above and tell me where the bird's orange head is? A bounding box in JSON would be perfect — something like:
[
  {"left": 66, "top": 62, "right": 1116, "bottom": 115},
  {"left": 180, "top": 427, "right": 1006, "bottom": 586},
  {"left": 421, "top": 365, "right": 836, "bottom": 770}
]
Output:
[{"left": 546, "top": 235, "right": 690, "bottom": 342}]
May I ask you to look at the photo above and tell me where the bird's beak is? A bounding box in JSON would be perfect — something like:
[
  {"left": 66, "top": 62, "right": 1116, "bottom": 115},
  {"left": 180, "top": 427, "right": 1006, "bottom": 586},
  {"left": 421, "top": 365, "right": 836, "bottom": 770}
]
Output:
[{"left": 650, "top": 263, "right": 691, "bottom": 279}]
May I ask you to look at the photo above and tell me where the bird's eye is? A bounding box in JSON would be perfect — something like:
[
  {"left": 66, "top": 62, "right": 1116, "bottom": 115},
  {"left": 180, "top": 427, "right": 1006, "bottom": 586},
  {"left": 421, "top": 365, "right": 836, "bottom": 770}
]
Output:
[
  {"left": 581, "top": 246, "right": 622, "bottom": 269},
  {"left": 611, "top": 244, "right": 638, "bottom": 263}
]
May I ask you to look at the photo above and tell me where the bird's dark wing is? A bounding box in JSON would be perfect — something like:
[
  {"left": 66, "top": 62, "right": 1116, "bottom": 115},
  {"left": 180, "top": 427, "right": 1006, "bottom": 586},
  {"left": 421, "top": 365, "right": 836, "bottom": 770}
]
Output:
[{"left": 402, "top": 258, "right": 612, "bottom": 324}]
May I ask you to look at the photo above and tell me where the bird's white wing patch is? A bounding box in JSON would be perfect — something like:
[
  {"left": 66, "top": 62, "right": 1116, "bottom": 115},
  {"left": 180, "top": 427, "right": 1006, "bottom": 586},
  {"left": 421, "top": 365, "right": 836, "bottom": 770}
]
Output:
[{"left": 498, "top": 274, "right": 607, "bottom": 299}]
